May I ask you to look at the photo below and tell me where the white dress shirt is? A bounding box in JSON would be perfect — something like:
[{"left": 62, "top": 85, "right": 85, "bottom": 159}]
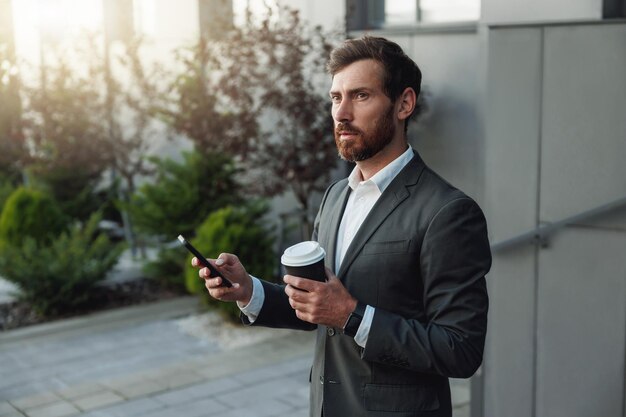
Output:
[{"left": 240, "top": 147, "right": 415, "bottom": 348}]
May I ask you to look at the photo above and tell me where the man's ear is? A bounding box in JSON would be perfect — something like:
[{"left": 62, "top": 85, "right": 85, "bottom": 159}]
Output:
[{"left": 397, "top": 87, "right": 417, "bottom": 122}]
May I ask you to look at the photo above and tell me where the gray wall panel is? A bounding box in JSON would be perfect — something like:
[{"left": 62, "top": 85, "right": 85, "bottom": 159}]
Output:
[
  {"left": 540, "top": 24, "right": 626, "bottom": 228},
  {"left": 484, "top": 248, "right": 537, "bottom": 417},
  {"left": 390, "top": 33, "right": 487, "bottom": 205},
  {"left": 483, "top": 27, "right": 544, "bottom": 417},
  {"left": 485, "top": 28, "right": 543, "bottom": 242},
  {"left": 536, "top": 227, "right": 626, "bottom": 417}
]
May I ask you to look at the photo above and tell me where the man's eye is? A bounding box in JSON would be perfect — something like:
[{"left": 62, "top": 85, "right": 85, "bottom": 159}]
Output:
[
  {"left": 356, "top": 92, "right": 368, "bottom": 99},
  {"left": 330, "top": 96, "right": 341, "bottom": 103}
]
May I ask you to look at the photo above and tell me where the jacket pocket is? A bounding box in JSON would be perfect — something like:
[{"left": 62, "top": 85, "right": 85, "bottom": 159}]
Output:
[
  {"left": 363, "top": 383, "right": 440, "bottom": 412},
  {"left": 362, "top": 239, "right": 411, "bottom": 255}
]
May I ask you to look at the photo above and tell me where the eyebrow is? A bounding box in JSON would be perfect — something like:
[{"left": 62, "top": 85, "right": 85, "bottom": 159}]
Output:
[{"left": 328, "top": 87, "right": 373, "bottom": 97}]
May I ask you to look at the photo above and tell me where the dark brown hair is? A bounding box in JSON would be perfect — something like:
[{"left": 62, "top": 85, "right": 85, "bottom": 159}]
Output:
[{"left": 327, "top": 36, "right": 422, "bottom": 124}]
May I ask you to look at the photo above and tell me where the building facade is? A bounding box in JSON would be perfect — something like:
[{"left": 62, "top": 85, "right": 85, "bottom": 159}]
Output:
[{"left": 333, "top": 1, "right": 626, "bottom": 417}]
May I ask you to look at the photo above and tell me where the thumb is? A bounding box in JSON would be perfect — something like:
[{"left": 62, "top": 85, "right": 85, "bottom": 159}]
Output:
[{"left": 216, "top": 253, "right": 238, "bottom": 266}]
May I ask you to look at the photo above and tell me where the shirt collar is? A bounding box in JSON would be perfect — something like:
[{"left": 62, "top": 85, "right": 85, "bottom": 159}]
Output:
[{"left": 347, "top": 146, "right": 414, "bottom": 192}]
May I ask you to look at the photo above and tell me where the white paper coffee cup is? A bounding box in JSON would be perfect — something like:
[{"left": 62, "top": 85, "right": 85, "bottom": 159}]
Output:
[{"left": 281, "top": 241, "right": 327, "bottom": 282}]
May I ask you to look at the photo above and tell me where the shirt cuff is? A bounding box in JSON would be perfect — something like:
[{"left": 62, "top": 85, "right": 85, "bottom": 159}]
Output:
[
  {"left": 353, "top": 305, "right": 375, "bottom": 348},
  {"left": 237, "top": 275, "right": 265, "bottom": 323}
]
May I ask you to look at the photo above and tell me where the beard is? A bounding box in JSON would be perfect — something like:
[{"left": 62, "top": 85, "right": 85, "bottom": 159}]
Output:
[{"left": 334, "top": 104, "right": 396, "bottom": 162}]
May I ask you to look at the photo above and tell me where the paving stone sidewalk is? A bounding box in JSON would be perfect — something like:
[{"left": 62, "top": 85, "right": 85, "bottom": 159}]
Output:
[
  {"left": 0, "top": 298, "right": 470, "bottom": 417},
  {"left": 0, "top": 298, "right": 314, "bottom": 417}
]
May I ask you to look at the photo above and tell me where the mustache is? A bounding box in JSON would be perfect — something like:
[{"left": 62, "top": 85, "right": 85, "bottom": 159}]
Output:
[{"left": 335, "top": 122, "right": 362, "bottom": 135}]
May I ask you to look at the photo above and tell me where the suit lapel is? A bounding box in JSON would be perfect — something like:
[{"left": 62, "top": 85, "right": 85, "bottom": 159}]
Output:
[
  {"left": 322, "top": 182, "right": 351, "bottom": 273},
  {"left": 337, "top": 151, "right": 425, "bottom": 278}
]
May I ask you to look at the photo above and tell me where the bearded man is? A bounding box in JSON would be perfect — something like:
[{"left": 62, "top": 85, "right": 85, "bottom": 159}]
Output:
[{"left": 192, "top": 36, "right": 491, "bottom": 417}]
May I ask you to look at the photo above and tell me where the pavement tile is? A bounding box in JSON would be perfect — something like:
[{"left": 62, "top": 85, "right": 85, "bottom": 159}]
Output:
[
  {"left": 276, "top": 385, "right": 309, "bottom": 409},
  {"left": 152, "top": 377, "right": 242, "bottom": 406},
  {"left": 217, "top": 375, "right": 306, "bottom": 409},
  {"left": 24, "top": 401, "right": 79, "bottom": 417},
  {"left": 56, "top": 383, "right": 106, "bottom": 401},
  {"left": 0, "top": 402, "right": 17, "bottom": 414},
  {"left": 163, "top": 371, "right": 205, "bottom": 389},
  {"left": 85, "top": 397, "right": 165, "bottom": 417},
  {"left": 232, "top": 362, "right": 289, "bottom": 384},
  {"left": 72, "top": 391, "right": 125, "bottom": 412},
  {"left": 0, "top": 412, "right": 25, "bottom": 417},
  {"left": 10, "top": 392, "right": 62, "bottom": 411},
  {"left": 215, "top": 398, "right": 293, "bottom": 417},
  {"left": 0, "top": 402, "right": 25, "bottom": 417},
  {"left": 98, "top": 373, "right": 149, "bottom": 390},
  {"left": 272, "top": 410, "right": 308, "bottom": 417},
  {"left": 140, "top": 398, "right": 227, "bottom": 417},
  {"left": 112, "top": 380, "right": 168, "bottom": 399}
]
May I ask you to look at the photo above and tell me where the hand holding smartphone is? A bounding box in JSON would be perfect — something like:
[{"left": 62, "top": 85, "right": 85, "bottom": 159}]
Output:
[{"left": 177, "top": 235, "right": 233, "bottom": 288}]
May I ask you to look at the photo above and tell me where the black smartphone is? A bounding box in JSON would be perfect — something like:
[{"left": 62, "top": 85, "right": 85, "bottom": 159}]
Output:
[{"left": 177, "top": 235, "right": 233, "bottom": 288}]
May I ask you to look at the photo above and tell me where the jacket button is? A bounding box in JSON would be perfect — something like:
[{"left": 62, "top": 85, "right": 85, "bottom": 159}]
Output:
[
  {"left": 319, "top": 376, "right": 324, "bottom": 384},
  {"left": 327, "top": 328, "right": 336, "bottom": 337}
]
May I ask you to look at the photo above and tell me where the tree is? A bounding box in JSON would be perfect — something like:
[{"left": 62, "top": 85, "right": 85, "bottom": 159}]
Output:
[
  {"left": 0, "top": 44, "right": 27, "bottom": 186},
  {"left": 219, "top": 5, "right": 338, "bottom": 226},
  {"left": 155, "top": 36, "right": 258, "bottom": 159},
  {"left": 22, "top": 45, "right": 113, "bottom": 221},
  {"left": 156, "top": 5, "right": 339, "bottom": 235}
]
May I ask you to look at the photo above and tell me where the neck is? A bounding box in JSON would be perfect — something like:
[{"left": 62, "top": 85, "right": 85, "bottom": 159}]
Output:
[{"left": 356, "top": 139, "right": 408, "bottom": 181}]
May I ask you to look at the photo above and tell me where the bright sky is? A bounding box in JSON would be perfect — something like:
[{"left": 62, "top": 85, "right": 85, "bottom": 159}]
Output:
[
  {"left": 11, "top": 0, "right": 103, "bottom": 67},
  {"left": 10, "top": 0, "right": 274, "bottom": 68}
]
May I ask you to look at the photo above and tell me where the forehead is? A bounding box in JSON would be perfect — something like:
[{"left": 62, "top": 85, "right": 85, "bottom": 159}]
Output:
[{"left": 330, "top": 59, "right": 385, "bottom": 92}]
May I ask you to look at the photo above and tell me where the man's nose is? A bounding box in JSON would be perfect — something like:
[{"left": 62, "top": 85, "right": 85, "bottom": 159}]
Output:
[{"left": 333, "top": 99, "right": 353, "bottom": 122}]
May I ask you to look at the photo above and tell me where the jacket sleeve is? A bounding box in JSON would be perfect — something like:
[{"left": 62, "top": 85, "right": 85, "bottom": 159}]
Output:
[
  {"left": 362, "top": 197, "right": 491, "bottom": 378},
  {"left": 240, "top": 182, "right": 336, "bottom": 331},
  {"left": 240, "top": 279, "right": 317, "bottom": 330}
]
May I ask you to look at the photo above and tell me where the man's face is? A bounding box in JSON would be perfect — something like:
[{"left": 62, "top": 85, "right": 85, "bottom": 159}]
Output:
[{"left": 329, "top": 59, "right": 397, "bottom": 162}]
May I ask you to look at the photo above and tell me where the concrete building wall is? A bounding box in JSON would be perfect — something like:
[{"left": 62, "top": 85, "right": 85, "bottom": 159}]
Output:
[
  {"left": 483, "top": 26, "right": 543, "bottom": 417},
  {"left": 344, "top": 6, "right": 626, "bottom": 417},
  {"left": 484, "top": 21, "right": 626, "bottom": 417}
]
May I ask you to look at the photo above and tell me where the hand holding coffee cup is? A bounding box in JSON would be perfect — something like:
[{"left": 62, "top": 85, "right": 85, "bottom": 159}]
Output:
[{"left": 281, "top": 241, "right": 327, "bottom": 283}]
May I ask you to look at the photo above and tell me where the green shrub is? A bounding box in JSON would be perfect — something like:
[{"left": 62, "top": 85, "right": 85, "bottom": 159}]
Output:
[
  {"left": 0, "top": 175, "right": 16, "bottom": 214},
  {"left": 0, "top": 187, "right": 67, "bottom": 249},
  {"left": 27, "top": 166, "right": 108, "bottom": 222},
  {"left": 143, "top": 245, "right": 188, "bottom": 291},
  {"left": 0, "top": 212, "right": 125, "bottom": 315},
  {"left": 184, "top": 203, "right": 277, "bottom": 321},
  {"left": 127, "top": 151, "right": 241, "bottom": 239}
]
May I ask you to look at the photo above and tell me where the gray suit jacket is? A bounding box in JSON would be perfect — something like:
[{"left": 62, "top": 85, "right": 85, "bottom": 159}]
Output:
[{"left": 245, "top": 150, "right": 491, "bottom": 417}]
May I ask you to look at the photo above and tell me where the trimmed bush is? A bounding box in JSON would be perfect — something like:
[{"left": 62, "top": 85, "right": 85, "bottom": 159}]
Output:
[
  {"left": 184, "top": 203, "right": 277, "bottom": 321},
  {"left": 0, "top": 187, "right": 67, "bottom": 249},
  {"left": 127, "top": 151, "right": 240, "bottom": 239},
  {"left": 143, "top": 245, "right": 188, "bottom": 291},
  {"left": 0, "top": 211, "right": 125, "bottom": 315},
  {"left": 0, "top": 175, "right": 16, "bottom": 214}
]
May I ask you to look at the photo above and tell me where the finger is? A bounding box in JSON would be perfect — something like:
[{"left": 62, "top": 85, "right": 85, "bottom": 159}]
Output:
[
  {"left": 205, "top": 276, "right": 224, "bottom": 288},
  {"left": 216, "top": 253, "right": 239, "bottom": 267},
  {"left": 192, "top": 257, "right": 200, "bottom": 267},
  {"left": 284, "top": 284, "right": 308, "bottom": 302},
  {"left": 288, "top": 297, "right": 309, "bottom": 314},
  {"left": 199, "top": 267, "right": 216, "bottom": 279},
  {"left": 283, "top": 275, "right": 318, "bottom": 292},
  {"left": 294, "top": 308, "right": 312, "bottom": 323}
]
